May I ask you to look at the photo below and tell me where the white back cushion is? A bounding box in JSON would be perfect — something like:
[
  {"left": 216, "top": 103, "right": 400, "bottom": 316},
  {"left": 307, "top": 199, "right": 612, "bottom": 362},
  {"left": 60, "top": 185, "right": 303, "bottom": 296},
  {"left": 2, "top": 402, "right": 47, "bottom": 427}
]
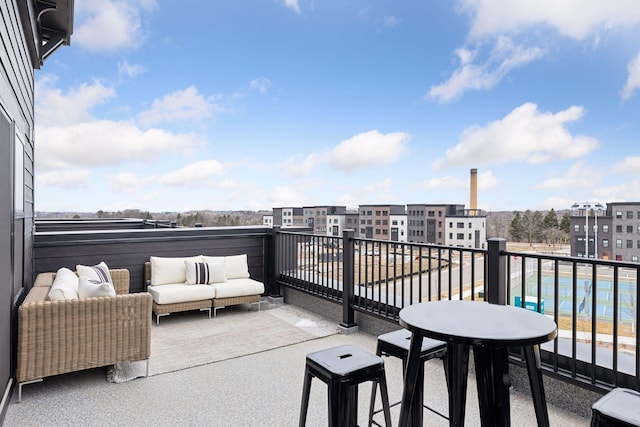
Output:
[
  {"left": 223, "top": 254, "right": 250, "bottom": 279},
  {"left": 150, "top": 255, "right": 203, "bottom": 285},
  {"left": 76, "top": 261, "right": 113, "bottom": 284},
  {"left": 78, "top": 276, "right": 116, "bottom": 298}
]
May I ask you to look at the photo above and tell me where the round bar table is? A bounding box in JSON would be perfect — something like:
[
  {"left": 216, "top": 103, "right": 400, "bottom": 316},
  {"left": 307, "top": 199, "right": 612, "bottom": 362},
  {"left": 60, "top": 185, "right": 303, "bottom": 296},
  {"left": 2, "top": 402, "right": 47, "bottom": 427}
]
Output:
[{"left": 398, "top": 300, "right": 557, "bottom": 427}]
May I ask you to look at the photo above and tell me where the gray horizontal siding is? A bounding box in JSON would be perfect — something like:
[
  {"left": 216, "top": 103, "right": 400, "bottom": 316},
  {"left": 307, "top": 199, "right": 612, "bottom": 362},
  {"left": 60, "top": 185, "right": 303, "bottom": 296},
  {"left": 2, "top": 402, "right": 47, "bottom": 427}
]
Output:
[{"left": 34, "top": 226, "right": 274, "bottom": 293}]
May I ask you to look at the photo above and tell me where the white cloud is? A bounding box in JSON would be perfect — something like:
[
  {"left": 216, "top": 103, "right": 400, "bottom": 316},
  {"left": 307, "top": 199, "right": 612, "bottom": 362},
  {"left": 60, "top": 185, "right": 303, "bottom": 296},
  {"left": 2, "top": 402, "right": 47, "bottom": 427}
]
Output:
[
  {"left": 418, "top": 170, "right": 499, "bottom": 191},
  {"left": 74, "top": 0, "right": 156, "bottom": 52},
  {"left": 621, "top": 53, "right": 640, "bottom": 100},
  {"left": 534, "top": 161, "right": 602, "bottom": 190},
  {"left": 363, "top": 178, "right": 394, "bottom": 193},
  {"left": 36, "top": 120, "right": 203, "bottom": 170},
  {"left": 108, "top": 172, "right": 156, "bottom": 192},
  {"left": 280, "top": 154, "right": 318, "bottom": 177},
  {"left": 433, "top": 103, "right": 599, "bottom": 169},
  {"left": 37, "top": 170, "right": 91, "bottom": 189},
  {"left": 327, "top": 130, "right": 410, "bottom": 172},
  {"left": 382, "top": 16, "right": 401, "bottom": 29},
  {"left": 459, "top": 0, "right": 640, "bottom": 40},
  {"left": 613, "top": 156, "right": 640, "bottom": 175},
  {"left": 250, "top": 77, "right": 272, "bottom": 95},
  {"left": 35, "top": 76, "right": 115, "bottom": 126},
  {"left": 158, "top": 160, "right": 227, "bottom": 186},
  {"left": 593, "top": 180, "right": 640, "bottom": 202},
  {"left": 419, "top": 175, "right": 467, "bottom": 191},
  {"left": 428, "top": 36, "right": 543, "bottom": 103},
  {"left": 268, "top": 186, "right": 305, "bottom": 207},
  {"left": 284, "top": 0, "right": 301, "bottom": 14},
  {"left": 118, "top": 61, "right": 146, "bottom": 79},
  {"left": 137, "top": 86, "right": 219, "bottom": 126}
]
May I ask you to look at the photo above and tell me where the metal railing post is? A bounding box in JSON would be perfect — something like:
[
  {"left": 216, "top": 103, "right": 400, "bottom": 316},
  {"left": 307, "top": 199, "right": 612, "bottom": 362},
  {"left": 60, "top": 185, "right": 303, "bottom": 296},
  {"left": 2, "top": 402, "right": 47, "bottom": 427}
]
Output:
[
  {"left": 487, "top": 238, "right": 507, "bottom": 305},
  {"left": 270, "top": 226, "right": 281, "bottom": 297},
  {"left": 341, "top": 229, "right": 357, "bottom": 328}
]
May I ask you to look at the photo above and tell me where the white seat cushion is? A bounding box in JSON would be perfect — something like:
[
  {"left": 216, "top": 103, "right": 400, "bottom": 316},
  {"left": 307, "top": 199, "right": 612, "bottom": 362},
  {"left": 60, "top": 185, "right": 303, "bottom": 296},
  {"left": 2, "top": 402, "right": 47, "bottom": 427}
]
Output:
[
  {"left": 147, "top": 283, "right": 215, "bottom": 304},
  {"left": 150, "top": 255, "right": 203, "bottom": 286},
  {"left": 212, "top": 278, "right": 264, "bottom": 299}
]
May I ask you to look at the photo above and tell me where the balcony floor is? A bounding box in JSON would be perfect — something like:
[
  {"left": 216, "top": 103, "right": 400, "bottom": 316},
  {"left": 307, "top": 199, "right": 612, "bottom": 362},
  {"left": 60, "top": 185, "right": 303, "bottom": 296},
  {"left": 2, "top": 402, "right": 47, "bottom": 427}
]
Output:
[{"left": 5, "top": 304, "right": 591, "bottom": 426}]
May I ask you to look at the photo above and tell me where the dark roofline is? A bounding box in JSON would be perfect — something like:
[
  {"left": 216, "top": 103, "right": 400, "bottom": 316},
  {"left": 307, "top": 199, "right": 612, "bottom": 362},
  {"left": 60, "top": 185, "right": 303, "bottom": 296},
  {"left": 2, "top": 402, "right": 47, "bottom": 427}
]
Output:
[{"left": 18, "top": 0, "right": 74, "bottom": 69}]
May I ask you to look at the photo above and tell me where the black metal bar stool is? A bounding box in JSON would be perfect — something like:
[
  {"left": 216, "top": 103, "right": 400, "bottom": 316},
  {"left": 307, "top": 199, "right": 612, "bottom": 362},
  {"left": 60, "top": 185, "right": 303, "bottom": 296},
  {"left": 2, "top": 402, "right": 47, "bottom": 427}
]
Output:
[
  {"left": 299, "top": 344, "right": 392, "bottom": 427},
  {"left": 368, "top": 328, "right": 448, "bottom": 427},
  {"left": 591, "top": 387, "right": 640, "bottom": 426}
]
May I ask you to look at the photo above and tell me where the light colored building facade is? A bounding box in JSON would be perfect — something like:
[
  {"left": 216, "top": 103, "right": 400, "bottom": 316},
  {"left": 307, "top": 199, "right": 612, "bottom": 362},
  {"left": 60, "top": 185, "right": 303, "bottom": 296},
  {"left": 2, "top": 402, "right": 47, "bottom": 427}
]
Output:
[
  {"left": 390, "top": 213, "right": 408, "bottom": 243},
  {"left": 358, "top": 204, "right": 406, "bottom": 241},
  {"left": 444, "top": 211, "right": 487, "bottom": 249},
  {"left": 303, "top": 206, "right": 346, "bottom": 235},
  {"left": 262, "top": 215, "right": 273, "bottom": 227}
]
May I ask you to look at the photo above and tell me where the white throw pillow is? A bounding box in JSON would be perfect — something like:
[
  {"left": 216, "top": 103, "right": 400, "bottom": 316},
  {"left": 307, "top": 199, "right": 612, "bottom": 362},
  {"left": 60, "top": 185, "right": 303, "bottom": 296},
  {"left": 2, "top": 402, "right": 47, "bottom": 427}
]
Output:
[
  {"left": 78, "top": 276, "right": 116, "bottom": 298},
  {"left": 150, "top": 255, "right": 203, "bottom": 286},
  {"left": 48, "top": 267, "right": 79, "bottom": 301},
  {"left": 224, "top": 254, "right": 250, "bottom": 280},
  {"left": 185, "top": 259, "right": 226, "bottom": 285},
  {"left": 76, "top": 261, "right": 113, "bottom": 284}
]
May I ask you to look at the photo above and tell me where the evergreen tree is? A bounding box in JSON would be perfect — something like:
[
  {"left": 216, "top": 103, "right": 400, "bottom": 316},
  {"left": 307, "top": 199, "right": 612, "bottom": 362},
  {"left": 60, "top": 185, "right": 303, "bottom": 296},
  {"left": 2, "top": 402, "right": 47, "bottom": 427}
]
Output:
[{"left": 509, "top": 211, "right": 525, "bottom": 241}]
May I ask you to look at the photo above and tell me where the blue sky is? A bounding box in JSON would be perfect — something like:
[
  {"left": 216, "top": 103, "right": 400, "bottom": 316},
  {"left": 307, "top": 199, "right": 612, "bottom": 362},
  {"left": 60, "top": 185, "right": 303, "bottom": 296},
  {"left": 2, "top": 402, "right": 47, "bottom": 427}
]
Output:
[{"left": 35, "top": 0, "right": 640, "bottom": 213}]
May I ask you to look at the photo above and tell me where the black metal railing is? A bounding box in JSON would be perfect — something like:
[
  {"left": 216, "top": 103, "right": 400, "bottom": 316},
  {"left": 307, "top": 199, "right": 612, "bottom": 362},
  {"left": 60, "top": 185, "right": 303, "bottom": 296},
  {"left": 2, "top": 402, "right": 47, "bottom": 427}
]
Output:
[{"left": 274, "top": 228, "right": 640, "bottom": 393}]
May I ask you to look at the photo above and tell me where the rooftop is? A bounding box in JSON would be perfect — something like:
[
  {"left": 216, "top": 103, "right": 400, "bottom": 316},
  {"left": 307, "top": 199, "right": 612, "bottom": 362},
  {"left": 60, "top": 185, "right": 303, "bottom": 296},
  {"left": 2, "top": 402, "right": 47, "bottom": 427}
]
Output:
[{"left": 4, "top": 303, "right": 590, "bottom": 426}]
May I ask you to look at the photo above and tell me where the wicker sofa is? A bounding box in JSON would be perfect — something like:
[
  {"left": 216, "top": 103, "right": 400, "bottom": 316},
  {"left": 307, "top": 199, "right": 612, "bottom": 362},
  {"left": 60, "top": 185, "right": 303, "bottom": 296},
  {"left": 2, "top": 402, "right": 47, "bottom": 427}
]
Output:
[
  {"left": 16, "top": 268, "right": 153, "bottom": 402},
  {"left": 144, "top": 254, "right": 264, "bottom": 325}
]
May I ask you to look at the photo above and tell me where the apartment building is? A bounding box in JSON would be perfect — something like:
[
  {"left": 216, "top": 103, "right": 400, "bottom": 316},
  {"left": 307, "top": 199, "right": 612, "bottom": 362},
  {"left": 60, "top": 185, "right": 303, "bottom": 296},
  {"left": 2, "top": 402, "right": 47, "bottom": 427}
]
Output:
[
  {"left": 407, "top": 204, "right": 463, "bottom": 244},
  {"left": 303, "top": 206, "right": 346, "bottom": 235},
  {"left": 358, "top": 204, "right": 406, "bottom": 241},
  {"left": 272, "top": 207, "right": 305, "bottom": 228},
  {"left": 445, "top": 209, "right": 487, "bottom": 249},
  {"left": 570, "top": 202, "right": 640, "bottom": 262}
]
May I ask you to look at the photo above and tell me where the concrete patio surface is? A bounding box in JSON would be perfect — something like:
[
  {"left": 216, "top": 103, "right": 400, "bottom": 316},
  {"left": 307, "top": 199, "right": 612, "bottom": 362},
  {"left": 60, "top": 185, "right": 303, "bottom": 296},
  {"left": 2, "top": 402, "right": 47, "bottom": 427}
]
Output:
[{"left": 4, "top": 304, "right": 592, "bottom": 426}]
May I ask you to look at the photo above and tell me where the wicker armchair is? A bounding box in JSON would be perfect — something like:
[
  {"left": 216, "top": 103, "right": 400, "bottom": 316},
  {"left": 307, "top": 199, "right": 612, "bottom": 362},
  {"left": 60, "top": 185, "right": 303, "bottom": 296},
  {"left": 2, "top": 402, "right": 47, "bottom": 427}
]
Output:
[{"left": 16, "top": 269, "right": 152, "bottom": 401}]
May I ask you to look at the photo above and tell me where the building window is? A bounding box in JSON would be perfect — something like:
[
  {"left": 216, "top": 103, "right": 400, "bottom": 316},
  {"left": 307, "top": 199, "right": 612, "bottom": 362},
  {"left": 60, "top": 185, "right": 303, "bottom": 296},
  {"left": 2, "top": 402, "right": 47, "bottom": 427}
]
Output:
[
  {"left": 375, "top": 220, "right": 381, "bottom": 225},
  {"left": 360, "top": 228, "right": 366, "bottom": 234},
  {"left": 375, "top": 210, "right": 381, "bottom": 216},
  {"left": 375, "top": 229, "right": 381, "bottom": 235},
  {"left": 438, "top": 232, "right": 442, "bottom": 238},
  {"left": 392, "top": 220, "right": 398, "bottom": 226},
  {"left": 574, "top": 224, "right": 579, "bottom": 232},
  {"left": 628, "top": 225, "right": 634, "bottom": 233},
  {"left": 457, "top": 222, "right": 464, "bottom": 228},
  {"left": 468, "top": 233, "right": 472, "bottom": 239},
  {"left": 428, "top": 211, "right": 435, "bottom": 217},
  {"left": 360, "top": 219, "right": 365, "bottom": 224},
  {"left": 449, "top": 233, "right": 453, "bottom": 239},
  {"left": 603, "top": 239, "right": 609, "bottom": 247},
  {"left": 456, "top": 233, "right": 464, "bottom": 239},
  {"left": 603, "top": 225, "right": 609, "bottom": 232},
  {"left": 616, "top": 211, "right": 623, "bottom": 218},
  {"left": 616, "top": 225, "right": 623, "bottom": 233},
  {"left": 637, "top": 240, "right": 640, "bottom": 249},
  {"left": 382, "top": 229, "right": 388, "bottom": 235},
  {"left": 628, "top": 240, "right": 633, "bottom": 248},
  {"left": 628, "top": 211, "right": 634, "bottom": 219},
  {"left": 382, "top": 210, "right": 388, "bottom": 216},
  {"left": 616, "top": 239, "right": 622, "bottom": 248},
  {"left": 633, "top": 256, "right": 638, "bottom": 262},
  {"left": 449, "top": 222, "right": 453, "bottom": 228},
  {"left": 382, "top": 220, "right": 388, "bottom": 225}
]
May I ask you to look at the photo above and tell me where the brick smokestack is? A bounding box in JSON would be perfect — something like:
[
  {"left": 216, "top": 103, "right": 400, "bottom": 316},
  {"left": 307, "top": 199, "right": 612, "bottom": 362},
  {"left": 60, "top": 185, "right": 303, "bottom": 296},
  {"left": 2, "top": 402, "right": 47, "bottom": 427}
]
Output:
[{"left": 470, "top": 168, "right": 478, "bottom": 211}]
